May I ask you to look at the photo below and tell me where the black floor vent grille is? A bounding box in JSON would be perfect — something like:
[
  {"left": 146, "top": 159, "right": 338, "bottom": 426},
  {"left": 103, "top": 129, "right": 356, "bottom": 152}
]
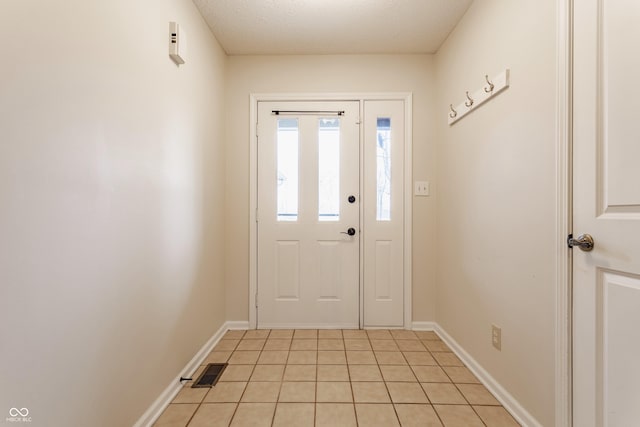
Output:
[{"left": 191, "top": 363, "right": 227, "bottom": 388}]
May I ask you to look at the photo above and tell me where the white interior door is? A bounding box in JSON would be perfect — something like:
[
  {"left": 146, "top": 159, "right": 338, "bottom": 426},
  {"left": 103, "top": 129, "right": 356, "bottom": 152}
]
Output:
[
  {"left": 573, "top": 1, "right": 640, "bottom": 425},
  {"left": 257, "top": 101, "right": 360, "bottom": 328},
  {"left": 363, "top": 100, "right": 405, "bottom": 327}
]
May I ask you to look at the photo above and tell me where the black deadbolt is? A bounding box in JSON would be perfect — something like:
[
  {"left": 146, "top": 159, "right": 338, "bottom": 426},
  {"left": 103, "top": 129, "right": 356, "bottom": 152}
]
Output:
[{"left": 348, "top": 195, "right": 356, "bottom": 204}]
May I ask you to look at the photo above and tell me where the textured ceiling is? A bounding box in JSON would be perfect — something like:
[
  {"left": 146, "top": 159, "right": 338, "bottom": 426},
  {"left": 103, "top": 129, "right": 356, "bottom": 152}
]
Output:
[{"left": 192, "top": 0, "right": 474, "bottom": 55}]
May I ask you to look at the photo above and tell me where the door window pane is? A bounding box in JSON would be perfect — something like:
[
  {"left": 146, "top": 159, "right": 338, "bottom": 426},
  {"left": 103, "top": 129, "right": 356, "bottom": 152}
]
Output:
[
  {"left": 318, "top": 118, "right": 340, "bottom": 221},
  {"left": 376, "top": 118, "right": 391, "bottom": 221},
  {"left": 277, "top": 118, "right": 299, "bottom": 221}
]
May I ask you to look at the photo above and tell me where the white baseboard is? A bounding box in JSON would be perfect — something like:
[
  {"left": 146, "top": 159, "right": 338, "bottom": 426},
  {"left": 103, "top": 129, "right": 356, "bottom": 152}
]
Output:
[
  {"left": 364, "top": 326, "right": 405, "bottom": 330},
  {"left": 259, "top": 323, "right": 359, "bottom": 329},
  {"left": 226, "top": 320, "right": 250, "bottom": 330},
  {"left": 133, "top": 321, "right": 246, "bottom": 427},
  {"left": 432, "top": 324, "right": 542, "bottom": 427},
  {"left": 411, "top": 321, "right": 438, "bottom": 331}
]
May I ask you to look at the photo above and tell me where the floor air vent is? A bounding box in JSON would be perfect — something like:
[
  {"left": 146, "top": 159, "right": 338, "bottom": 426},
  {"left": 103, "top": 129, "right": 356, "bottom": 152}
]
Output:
[{"left": 191, "top": 363, "right": 227, "bottom": 388}]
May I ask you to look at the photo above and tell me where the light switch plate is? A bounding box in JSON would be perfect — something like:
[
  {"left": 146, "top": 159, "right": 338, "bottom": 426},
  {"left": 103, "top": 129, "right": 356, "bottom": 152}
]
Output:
[{"left": 414, "top": 181, "right": 430, "bottom": 196}]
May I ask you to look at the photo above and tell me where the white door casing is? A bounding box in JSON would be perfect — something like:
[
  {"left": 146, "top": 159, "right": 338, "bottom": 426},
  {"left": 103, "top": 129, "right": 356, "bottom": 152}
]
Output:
[
  {"left": 573, "top": 1, "right": 640, "bottom": 425},
  {"left": 257, "top": 101, "right": 360, "bottom": 328},
  {"left": 363, "top": 100, "right": 405, "bottom": 327}
]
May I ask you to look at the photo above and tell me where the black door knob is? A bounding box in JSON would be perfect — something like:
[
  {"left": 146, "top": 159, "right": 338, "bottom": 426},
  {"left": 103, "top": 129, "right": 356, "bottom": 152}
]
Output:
[
  {"left": 341, "top": 228, "right": 356, "bottom": 236},
  {"left": 348, "top": 195, "right": 356, "bottom": 204}
]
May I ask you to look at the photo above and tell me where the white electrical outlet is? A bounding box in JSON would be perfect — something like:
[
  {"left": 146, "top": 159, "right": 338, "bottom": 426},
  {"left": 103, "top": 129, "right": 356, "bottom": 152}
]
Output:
[
  {"left": 414, "top": 181, "right": 430, "bottom": 196},
  {"left": 492, "top": 325, "right": 502, "bottom": 351}
]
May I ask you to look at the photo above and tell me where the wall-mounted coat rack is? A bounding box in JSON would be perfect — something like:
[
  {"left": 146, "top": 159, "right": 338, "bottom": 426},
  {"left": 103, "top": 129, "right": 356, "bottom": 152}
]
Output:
[{"left": 448, "top": 69, "right": 510, "bottom": 125}]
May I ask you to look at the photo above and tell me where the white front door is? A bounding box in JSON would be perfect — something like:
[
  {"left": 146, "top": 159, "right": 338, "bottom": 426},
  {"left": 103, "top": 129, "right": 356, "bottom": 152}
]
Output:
[
  {"left": 257, "top": 101, "right": 360, "bottom": 328},
  {"left": 573, "top": 1, "right": 640, "bottom": 425}
]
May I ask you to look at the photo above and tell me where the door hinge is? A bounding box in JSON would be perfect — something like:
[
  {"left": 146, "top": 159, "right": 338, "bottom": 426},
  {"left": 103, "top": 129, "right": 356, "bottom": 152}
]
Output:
[
  {"left": 255, "top": 292, "right": 258, "bottom": 308},
  {"left": 255, "top": 208, "right": 258, "bottom": 223}
]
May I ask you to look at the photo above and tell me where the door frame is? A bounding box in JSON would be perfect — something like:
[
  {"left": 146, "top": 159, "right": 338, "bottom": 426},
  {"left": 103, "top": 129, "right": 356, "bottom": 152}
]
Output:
[
  {"left": 557, "top": 0, "right": 573, "bottom": 425},
  {"left": 248, "top": 92, "right": 413, "bottom": 330}
]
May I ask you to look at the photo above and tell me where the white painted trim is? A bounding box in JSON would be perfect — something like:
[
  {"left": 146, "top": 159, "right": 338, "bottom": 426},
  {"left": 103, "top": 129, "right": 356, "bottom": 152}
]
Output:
[
  {"left": 133, "top": 321, "right": 243, "bottom": 427},
  {"left": 248, "top": 92, "right": 414, "bottom": 102},
  {"left": 358, "top": 100, "right": 365, "bottom": 329},
  {"left": 249, "top": 92, "right": 413, "bottom": 330},
  {"left": 433, "top": 324, "right": 543, "bottom": 427},
  {"left": 363, "top": 327, "right": 405, "bottom": 330},
  {"left": 404, "top": 94, "right": 413, "bottom": 329},
  {"left": 249, "top": 94, "right": 258, "bottom": 329},
  {"left": 411, "top": 321, "right": 438, "bottom": 331},
  {"left": 226, "top": 320, "right": 250, "bottom": 330},
  {"left": 260, "top": 323, "right": 359, "bottom": 329},
  {"left": 556, "top": 0, "right": 573, "bottom": 425}
]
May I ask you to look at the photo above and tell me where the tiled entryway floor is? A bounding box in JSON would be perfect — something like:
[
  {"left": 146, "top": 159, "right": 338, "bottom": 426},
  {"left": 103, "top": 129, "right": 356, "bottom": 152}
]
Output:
[{"left": 154, "top": 329, "right": 520, "bottom": 427}]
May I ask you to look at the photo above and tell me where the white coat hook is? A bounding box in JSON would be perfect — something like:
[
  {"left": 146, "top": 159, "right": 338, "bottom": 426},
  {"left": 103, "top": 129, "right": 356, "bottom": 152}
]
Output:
[
  {"left": 447, "top": 69, "right": 510, "bottom": 125},
  {"left": 449, "top": 104, "right": 457, "bottom": 119},
  {"left": 484, "top": 75, "right": 495, "bottom": 93},
  {"left": 465, "top": 91, "right": 474, "bottom": 108}
]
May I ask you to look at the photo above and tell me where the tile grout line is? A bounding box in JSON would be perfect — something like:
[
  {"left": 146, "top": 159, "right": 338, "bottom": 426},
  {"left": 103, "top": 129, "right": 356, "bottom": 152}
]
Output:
[
  {"left": 221, "top": 329, "right": 246, "bottom": 427},
  {"left": 386, "top": 336, "right": 404, "bottom": 425},
  {"left": 263, "top": 329, "right": 280, "bottom": 427}
]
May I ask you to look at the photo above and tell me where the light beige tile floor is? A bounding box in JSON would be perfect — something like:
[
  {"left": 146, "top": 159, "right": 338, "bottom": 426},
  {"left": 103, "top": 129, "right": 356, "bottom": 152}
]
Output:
[{"left": 153, "top": 329, "right": 520, "bottom": 427}]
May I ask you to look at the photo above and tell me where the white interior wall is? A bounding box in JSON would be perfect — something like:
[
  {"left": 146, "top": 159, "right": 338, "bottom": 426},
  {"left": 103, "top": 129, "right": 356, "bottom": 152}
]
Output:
[
  {"left": 434, "top": 1, "right": 557, "bottom": 425},
  {"left": 0, "top": 1, "right": 227, "bottom": 425},
  {"left": 224, "top": 54, "right": 438, "bottom": 324}
]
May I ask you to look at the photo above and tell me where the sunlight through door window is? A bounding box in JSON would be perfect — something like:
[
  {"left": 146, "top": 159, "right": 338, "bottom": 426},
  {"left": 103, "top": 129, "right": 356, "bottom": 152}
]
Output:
[
  {"left": 277, "top": 118, "right": 299, "bottom": 221},
  {"left": 376, "top": 118, "right": 391, "bottom": 221},
  {"left": 318, "top": 118, "right": 340, "bottom": 221}
]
